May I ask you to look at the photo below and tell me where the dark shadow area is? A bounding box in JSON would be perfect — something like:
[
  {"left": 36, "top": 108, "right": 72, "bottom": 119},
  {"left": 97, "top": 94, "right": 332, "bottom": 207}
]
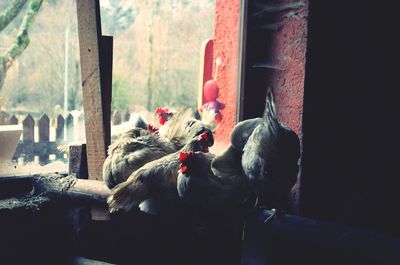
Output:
[
  {"left": 301, "top": 0, "right": 400, "bottom": 236},
  {"left": 77, "top": 209, "right": 242, "bottom": 265}
]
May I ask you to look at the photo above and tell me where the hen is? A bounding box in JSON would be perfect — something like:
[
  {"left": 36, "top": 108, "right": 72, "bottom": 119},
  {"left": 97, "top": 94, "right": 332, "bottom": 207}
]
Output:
[
  {"left": 177, "top": 145, "right": 251, "bottom": 220},
  {"left": 241, "top": 88, "right": 300, "bottom": 210},
  {"left": 103, "top": 127, "right": 176, "bottom": 189},
  {"left": 107, "top": 130, "right": 214, "bottom": 217},
  {"left": 103, "top": 107, "right": 215, "bottom": 189},
  {"left": 230, "top": 118, "right": 263, "bottom": 151}
]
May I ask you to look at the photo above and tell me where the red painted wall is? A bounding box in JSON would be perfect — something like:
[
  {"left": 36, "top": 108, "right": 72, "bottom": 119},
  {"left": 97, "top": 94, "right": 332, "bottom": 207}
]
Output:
[
  {"left": 212, "top": 0, "right": 241, "bottom": 147},
  {"left": 270, "top": 1, "right": 309, "bottom": 138},
  {"left": 212, "top": 0, "right": 308, "bottom": 150}
]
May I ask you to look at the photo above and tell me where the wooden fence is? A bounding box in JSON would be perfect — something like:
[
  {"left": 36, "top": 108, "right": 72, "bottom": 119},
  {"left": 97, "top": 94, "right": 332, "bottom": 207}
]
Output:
[{"left": 0, "top": 110, "right": 130, "bottom": 165}]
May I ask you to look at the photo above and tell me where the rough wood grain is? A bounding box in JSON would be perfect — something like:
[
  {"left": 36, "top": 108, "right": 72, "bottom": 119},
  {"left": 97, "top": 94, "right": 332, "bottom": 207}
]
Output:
[{"left": 76, "top": 0, "right": 106, "bottom": 180}]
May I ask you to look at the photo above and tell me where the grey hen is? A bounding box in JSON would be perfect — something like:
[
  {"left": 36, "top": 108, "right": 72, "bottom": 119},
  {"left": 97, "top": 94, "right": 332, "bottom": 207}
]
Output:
[
  {"left": 107, "top": 130, "right": 214, "bottom": 216},
  {"left": 177, "top": 145, "right": 251, "bottom": 219},
  {"left": 103, "top": 108, "right": 215, "bottom": 189},
  {"left": 230, "top": 118, "right": 263, "bottom": 150},
  {"left": 103, "top": 127, "right": 177, "bottom": 189},
  {"left": 241, "top": 88, "right": 300, "bottom": 210}
]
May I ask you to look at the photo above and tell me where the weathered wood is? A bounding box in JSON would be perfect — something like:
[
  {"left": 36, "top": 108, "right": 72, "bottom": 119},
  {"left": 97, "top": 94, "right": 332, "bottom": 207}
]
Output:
[
  {"left": 68, "top": 144, "right": 88, "bottom": 179},
  {"left": 76, "top": 0, "right": 107, "bottom": 181},
  {"left": 111, "top": 110, "right": 121, "bottom": 125},
  {"left": 66, "top": 113, "right": 74, "bottom": 141},
  {"left": 22, "top": 114, "right": 34, "bottom": 162},
  {"left": 38, "top": 114, "right": 50, "bottom": 164},
  {"left": 99, "top": 35, "right": 113, "bottom": 152},
  {"left": 13, "top": 141, "right": 60, "bottom": 161},
  {"left": 27, "top": 174, "right": 110, "bottom": 203},
  {"left": 55, "top": 114, "right": 65, "bottom": 143},
  {"left": 56, "top": 114, "right": 65, "bottom": 160},
  {"left": 241, "top": 209, "right": 400, "bottom": 265},
  {"left": 8, "top": 115, "right": 18, "bottom": 125},
  {"left": 0, "top": 174, "right": 109, "bottom": 203},
  {"left": 5, "top": 110, "right": 127, "bottom": 164}
]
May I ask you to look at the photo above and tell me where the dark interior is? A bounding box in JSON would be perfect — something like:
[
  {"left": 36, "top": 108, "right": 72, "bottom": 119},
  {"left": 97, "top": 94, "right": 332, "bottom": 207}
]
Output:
[{"left": 301, "top": 0, "right": 399, "bottom": 236}]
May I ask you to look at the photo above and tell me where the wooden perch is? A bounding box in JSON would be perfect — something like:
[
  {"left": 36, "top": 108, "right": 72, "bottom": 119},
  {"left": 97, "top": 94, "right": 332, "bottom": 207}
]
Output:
[{"left": 0, "top": 174, "right": 110, "bottom": 203}]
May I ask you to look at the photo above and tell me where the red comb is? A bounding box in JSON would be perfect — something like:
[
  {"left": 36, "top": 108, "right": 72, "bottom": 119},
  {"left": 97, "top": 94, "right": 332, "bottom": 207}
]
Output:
[
  {"left": 179, "top": 152, "right": 189, "bottom": 162},
  {"left": 155, "top": 107, "right": 171, "bottom": 115},
  {"left": 155, "top": 107, "right": 165, "bottom": 115},
  {"left": 147, "top": 124, "right": 158, "bottom": 133},
  {"left": 179, "top": 151, "right": 194, "bottom": 162}
]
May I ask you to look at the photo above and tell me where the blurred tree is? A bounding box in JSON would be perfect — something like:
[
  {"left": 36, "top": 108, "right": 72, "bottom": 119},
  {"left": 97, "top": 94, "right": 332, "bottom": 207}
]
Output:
[
  {"left": 111, "top": 75, "right": 130, "bottom": 111},
  {"left": 101, "top": 0, "right": 135, "bottom": 35},
  {"left": 0, "top": 0, "right": 43, "bottom": 90}
]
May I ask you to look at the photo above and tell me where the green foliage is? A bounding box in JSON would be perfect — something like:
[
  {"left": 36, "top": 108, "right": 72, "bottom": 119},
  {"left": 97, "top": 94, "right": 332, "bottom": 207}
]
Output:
[
  {"left": 0, "top": 0, "right": 28, "bottom": 31},
  {"left": 111, "top": 75, "right": 130, "bottom": 111}
]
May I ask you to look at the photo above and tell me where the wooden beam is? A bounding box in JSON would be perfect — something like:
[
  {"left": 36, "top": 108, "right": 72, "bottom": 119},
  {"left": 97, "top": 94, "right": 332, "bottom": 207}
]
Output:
[
  {"left": 0, "top": 174, "right": 110, "bottom": 203},
  {"left": 76, "top": 0, "right": 106, "bottom": 181}
]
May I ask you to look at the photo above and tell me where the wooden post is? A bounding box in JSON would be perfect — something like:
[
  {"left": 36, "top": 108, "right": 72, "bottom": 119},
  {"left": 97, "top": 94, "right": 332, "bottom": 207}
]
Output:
[
  {"left": 9, "top": 115, "right": 18, "bottom": 125},
  {"left": 76, "top": 0, "right": 107, "bottom": 181},
  {"left": 66, "top": 113, "right": 74, "bottom": 141},
  {"left": 38, "top": 114, "right": 50, "bottom": 165},
  {"left": 22, "top": 114, "right": 34, "bottom": 162},
  {"left": 55, "top": 114, "right": 65, "bottom": 160}
]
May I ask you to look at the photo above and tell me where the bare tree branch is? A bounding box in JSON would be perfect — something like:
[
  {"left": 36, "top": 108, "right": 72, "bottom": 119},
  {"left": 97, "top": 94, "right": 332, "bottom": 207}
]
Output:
[
  {"left": 0, "top": 0, "right": 28, "bottom": 31},
  {"left": 0, "top": 0, "right": 43, "bottom": 90}
]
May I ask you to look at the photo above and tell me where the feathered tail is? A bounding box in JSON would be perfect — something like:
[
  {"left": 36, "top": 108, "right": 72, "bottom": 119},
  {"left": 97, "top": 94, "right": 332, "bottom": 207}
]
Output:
[
  {"left": 263, "top": 87, "right": 279, "bottom": 134},
  {"left": 107, "top": 174, "right": 148, "bottom": 213}
]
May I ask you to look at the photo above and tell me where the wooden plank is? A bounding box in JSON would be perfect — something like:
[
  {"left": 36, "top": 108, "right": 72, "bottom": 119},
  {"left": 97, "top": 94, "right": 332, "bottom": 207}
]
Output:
[
  {"left": 9, "top": 115, "right": 18, "bottom": 125},
  {"left": 14, "top": 142, "right": 59, "bottom": 162},
  {"left": 66, "top": 113, "right": 74, "bottom": 141},
  {"left": 38, "top": 114, "right": 50, "bottom": 164},
  {"left": 0, "top": 174, "right": 111, "bottom": 203},
  {"left": 55, "top": 114, "right": 65, "bottom": 160},
  {"left": 76, "top": 0, "right": 106, "bottom": 181},
  {"left": 55, "top": 114, "right": 65, "bottom": 143},
  {"left": 22, "top": 114, "right": 34, "bottom": 162}
]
